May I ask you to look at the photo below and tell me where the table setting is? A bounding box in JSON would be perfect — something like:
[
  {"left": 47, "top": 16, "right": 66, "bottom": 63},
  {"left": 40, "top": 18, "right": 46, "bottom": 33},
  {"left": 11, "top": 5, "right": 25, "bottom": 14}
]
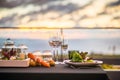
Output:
[
  {"left": 0, "top": 34, "right": 104, "bottom": 68},
  {"left": 0, "top": 47, "right": 109, "bottom": 80},
  {"left": 0, "top": 37, "right": 110, "bottom": 80}
]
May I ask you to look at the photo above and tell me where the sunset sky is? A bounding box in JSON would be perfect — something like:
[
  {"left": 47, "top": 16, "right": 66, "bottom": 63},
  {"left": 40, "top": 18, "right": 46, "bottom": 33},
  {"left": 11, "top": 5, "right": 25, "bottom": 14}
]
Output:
[
  {"left": 0, "top": 0, "right": 120, "bottom": 28},
  {"left": 0, "top": 0, "right": 120, "bottom": 53},
  {"left": 0, "top": 29, "right": 120, "bottom": 39}
]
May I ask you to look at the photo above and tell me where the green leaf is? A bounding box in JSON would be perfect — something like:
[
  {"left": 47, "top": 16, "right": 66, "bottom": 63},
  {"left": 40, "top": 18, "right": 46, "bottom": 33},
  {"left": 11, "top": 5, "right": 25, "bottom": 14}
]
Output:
[{"left": 71, "top": 51, "right": 83, "bottom": 62}]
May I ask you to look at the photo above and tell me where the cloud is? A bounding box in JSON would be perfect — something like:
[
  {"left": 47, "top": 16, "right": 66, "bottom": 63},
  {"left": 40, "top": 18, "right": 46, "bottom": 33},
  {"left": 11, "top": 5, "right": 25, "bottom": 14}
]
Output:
[{"left": 0, "top": 0, "right": 120, "bottom": 28}]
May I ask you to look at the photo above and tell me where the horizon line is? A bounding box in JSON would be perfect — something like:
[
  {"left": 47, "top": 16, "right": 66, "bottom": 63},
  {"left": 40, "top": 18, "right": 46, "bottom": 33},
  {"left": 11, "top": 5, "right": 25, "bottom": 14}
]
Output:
[{"left": 0, "top": 27, "right": 120, "bottom": 29}]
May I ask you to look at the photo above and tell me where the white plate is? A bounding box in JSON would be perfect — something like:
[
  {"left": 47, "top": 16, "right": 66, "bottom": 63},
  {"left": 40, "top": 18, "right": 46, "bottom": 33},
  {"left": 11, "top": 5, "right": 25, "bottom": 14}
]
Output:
[
  {"left": 0, "top": 59, "right": 30, "bottom": 67},
  {"left": 104, "top": 69, "right": 120, "bottom": 71},
  {"left": 64, "top": 60, "right": 103, "bottom": 67}
]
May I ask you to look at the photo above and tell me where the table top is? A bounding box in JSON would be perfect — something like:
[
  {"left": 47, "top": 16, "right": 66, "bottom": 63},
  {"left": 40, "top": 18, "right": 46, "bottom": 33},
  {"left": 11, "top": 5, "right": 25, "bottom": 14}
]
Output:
[
  {"left": 0, "top": 64, "right": 110, "bottom": 80},
  {"left": 0, "top": 64, "right": 105, "bottom": 73}
]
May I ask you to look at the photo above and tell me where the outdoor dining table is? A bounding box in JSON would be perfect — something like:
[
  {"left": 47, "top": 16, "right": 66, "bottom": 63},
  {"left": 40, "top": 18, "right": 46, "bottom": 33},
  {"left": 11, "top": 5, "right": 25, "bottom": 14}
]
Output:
[{"left": 0, "top": 64, "right": 110, "bottom": 80}]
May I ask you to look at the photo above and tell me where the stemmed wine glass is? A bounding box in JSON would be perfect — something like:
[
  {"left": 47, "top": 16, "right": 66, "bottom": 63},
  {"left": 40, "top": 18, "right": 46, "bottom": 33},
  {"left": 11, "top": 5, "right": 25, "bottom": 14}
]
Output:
[
  {"left": 48, "top": 32, "right": 62, "bottom": 63},
  {"left": 61, "top": 39, "right": 68, "bottom": 61}
]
